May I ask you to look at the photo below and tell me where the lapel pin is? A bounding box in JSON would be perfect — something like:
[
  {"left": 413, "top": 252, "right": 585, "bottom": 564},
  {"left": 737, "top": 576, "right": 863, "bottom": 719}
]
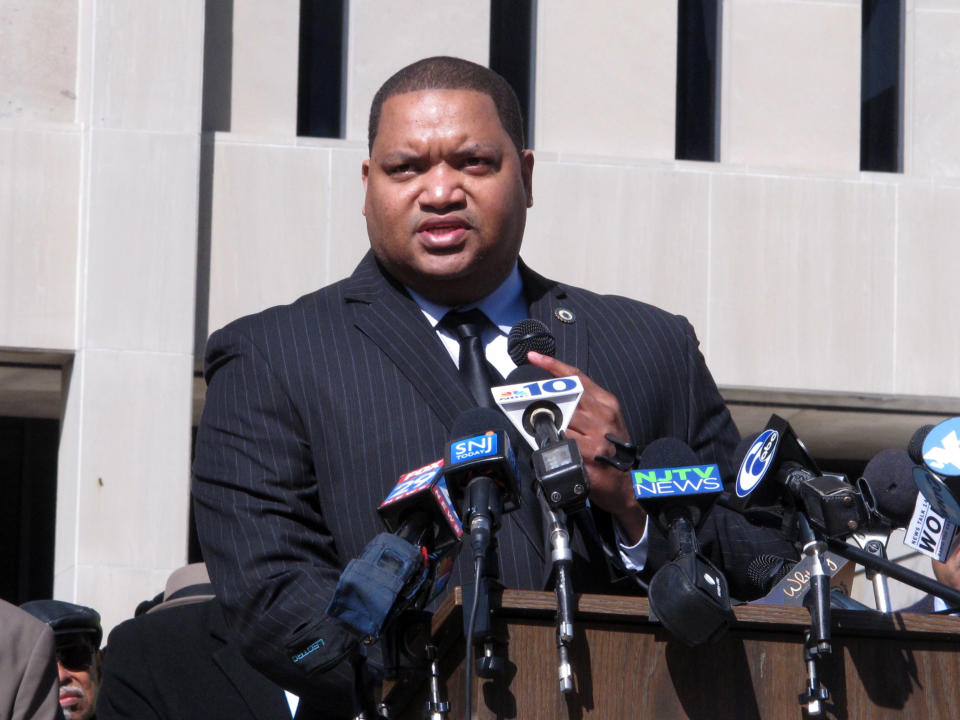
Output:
[{"left": 554, "top": 308, "right": 575, "bottom": 324}]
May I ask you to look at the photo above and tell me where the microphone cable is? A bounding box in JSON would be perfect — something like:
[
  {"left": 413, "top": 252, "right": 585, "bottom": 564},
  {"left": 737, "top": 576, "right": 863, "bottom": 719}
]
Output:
[{"left": 462, "top": 554, "right": 484, "bottom": 720}]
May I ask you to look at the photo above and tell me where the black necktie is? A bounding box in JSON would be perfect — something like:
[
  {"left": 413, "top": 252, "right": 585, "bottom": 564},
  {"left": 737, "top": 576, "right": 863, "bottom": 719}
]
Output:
[
  {"left": 439, "top": 308, "right": 503, "bottom": 408},
  {"left": 441, "top": 309, "right": 549, "bottom": 580}
]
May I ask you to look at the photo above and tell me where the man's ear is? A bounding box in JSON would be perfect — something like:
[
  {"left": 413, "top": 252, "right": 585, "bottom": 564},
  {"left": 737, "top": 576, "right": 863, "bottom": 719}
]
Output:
[
  {"left": 520, "top": 150, "right": 534, "bottom": 208},
  {"left": 361, "top": 160, "right": 370, "bottom": 216}
]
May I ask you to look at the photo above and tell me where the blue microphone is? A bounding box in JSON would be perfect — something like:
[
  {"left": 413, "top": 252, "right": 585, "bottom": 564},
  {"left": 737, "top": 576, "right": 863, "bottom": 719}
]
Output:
[
  {"left": 909, "top": 419, "right": 960, "bottom": 525},
  {"left": 326, "top": 460, "right": 464, "bottom": 641}
]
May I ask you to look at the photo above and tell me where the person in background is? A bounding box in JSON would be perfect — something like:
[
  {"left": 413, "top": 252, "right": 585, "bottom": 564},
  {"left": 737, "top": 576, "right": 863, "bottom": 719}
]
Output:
[
  {"left": 0, "top": 598, "right": 61, "bottom": 720},
  {"left": 21, "top": 600, "right": 102, "bottom": 720},
  {"left": 97, "top": 563, "right": 323, "bottom": 719}
]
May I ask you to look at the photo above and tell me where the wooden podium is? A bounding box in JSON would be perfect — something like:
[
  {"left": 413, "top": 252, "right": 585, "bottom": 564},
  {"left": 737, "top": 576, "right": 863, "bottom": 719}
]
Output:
[{"left": 385, "top": 588, "right": 960, "bottom": 719}]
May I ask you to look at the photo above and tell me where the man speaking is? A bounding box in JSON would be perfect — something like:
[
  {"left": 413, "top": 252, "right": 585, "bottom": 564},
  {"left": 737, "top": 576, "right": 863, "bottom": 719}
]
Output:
[{"left": 192, "top": 56, "right": 795, "bottom": 713}]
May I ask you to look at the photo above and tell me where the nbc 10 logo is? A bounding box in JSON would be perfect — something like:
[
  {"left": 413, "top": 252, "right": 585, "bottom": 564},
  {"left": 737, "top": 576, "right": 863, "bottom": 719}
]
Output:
[{"left": 452, "top": 433, "right": 498, "bottom": 462}]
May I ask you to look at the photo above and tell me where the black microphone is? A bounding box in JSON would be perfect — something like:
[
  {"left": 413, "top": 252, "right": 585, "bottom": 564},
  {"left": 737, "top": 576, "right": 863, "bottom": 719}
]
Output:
[
  {"left": 731, "top": 416, "right": 871, "bottom": 539},
  {"left": 505, "top": 319, "right": 564, "bottom": 448},
  {"left": 378, "top": 459, "right": 463, "bottom": 557},
  {"left": 635, "top": 438, "right": 733, "bottom": 646},
  {"left": 505, "top": 364, "right": 567, "bottom": 446},
  {"left": 634, "top": 437, "right": 724, "bottom": 537},
  {"left": 747, "top": 452, "right": 917, "bottom": 607},
  {"left": 443, "top": 407, "right": 519, "bottom": 559},
  {"left": 497, "top": 362, "right": 589, "bottom": 511},
  {"left": 507, "top": 318, "right": 556, "bottom": 364},
  {"left": 859, "top": 449, "right": 919, "bottom": 529},
  {"left": 861, "top": 447, "right": 960, "bottom": 567},
  {"left": 506, "top": 318, "right": 581, "bottom": 693},
  {"left": 442, "top": 408, "right": 521, "bottom": 691},
  {"left": 747, "top": 554, "right": 795, "bottom": 596},
  {"left": 493, "top": 318, "right": 584, "bottom": 459}
]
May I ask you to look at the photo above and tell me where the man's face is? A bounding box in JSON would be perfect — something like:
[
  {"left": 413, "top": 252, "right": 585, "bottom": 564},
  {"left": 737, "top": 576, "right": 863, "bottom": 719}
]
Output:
[
  {"left": 55, "top": 636, "right": 101, "bottom": 720},
  {"left": 363, "top": 89, "right": 534, "bottom": 307}
]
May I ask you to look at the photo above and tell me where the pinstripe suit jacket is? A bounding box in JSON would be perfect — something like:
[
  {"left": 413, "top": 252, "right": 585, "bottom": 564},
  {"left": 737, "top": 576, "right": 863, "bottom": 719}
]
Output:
[{"left": 192, "top": 251, "right": 795, "bottom": 706}]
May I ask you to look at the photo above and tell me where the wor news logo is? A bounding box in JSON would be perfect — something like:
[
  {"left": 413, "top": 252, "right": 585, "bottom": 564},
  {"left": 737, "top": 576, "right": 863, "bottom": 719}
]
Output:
[
  {"left": 451, "top": 433, "right": 498, "bottom": 463},
  {"left": 632, "top": 465, "right": 722, "bottom": 499}
]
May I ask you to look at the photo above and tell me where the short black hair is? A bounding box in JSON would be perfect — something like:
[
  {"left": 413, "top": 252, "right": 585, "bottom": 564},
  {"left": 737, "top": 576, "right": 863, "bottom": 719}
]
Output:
[{"left": 368, "top": 56, "right": 525, "bottom": 155}]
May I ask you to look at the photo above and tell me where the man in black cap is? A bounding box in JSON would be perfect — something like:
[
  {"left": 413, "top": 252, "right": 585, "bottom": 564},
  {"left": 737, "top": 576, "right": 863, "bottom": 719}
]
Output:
[{"left": 21, "top": 600, "right": 103, "bottom": 720}]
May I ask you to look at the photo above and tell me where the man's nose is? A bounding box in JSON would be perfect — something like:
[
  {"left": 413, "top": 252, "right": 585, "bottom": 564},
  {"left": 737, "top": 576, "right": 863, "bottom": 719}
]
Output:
[
  {"left": 57, "top": 662, "right": 71, "bottom": 683},
  {"left": 419, "top": 165, "right": 466, "bottom": 211}
]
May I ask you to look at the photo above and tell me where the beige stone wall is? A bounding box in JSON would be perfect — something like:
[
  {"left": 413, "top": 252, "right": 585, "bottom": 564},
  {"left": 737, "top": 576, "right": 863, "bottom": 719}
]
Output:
[{"left": 3, "top": 0, "right": 960, "bottom": 627}]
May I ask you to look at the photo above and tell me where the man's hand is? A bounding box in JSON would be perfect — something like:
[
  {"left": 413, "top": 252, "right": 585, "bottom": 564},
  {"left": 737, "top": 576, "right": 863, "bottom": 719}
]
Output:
[{"left": 526, "top": 351, "right": 646, "bottom": 544}]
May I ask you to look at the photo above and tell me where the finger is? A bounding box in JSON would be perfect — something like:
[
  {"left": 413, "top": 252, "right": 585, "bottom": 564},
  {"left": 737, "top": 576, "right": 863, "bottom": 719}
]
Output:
[
  {"left": 527, "top": 352, "right": 616, "bottom": 412},
  {"left": 526, "top": 351, "right": 580, "bottom": 378}
]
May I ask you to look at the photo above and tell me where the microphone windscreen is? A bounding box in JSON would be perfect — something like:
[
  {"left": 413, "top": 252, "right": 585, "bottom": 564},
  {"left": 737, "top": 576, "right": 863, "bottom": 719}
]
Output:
[
  {"left": 861, "top": 448, "right": 918, "bottom": 527},
  {"left": 449, "top": 406, "right": 513, "bottom": 440},
  {"left": 908, "top": 425, "right": 935, "bottom": 465},
  {"left": 636, "top": 437, "right": 699, "bottom": 470},
  {"left": 746, "top": 554, "right": 793, "bottom": 596},
  {"left": 507, "top": 319, "right": 556, "bottom": 365}
]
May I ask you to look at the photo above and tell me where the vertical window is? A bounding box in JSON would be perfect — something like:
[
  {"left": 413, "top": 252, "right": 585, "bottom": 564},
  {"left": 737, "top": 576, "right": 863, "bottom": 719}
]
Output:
[
  {"left": 297, "top": 0, "right": 346, "bottom": 138},
  {"left": 0, "top": 416, "right": 58, "bottom": 603},
  {"left": 675, "top": 0, "right": 721, "bottom": 161},
  {"left": 861, "top": 0, "right": 903, "bottom": 172},
  {"left": 490, "top": 0, "right": 537, "bottom": 148}
]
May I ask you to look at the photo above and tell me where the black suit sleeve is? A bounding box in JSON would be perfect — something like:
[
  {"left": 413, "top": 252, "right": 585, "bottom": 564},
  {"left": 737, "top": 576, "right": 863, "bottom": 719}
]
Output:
[
  {"left": 98, "top": 621, "right": 163, "bottom": 720},
  {"left": 612, "top": 315, "right": 797, "bottom": 598},
  {"left": 678, "top": 316, "right": 739, "bottom": 480},
  {"left": 191, "top": 325, "right": 359, "bottom": 713},
  {"left": 675, "top": 318, "right": 799, "bottom": 598}
]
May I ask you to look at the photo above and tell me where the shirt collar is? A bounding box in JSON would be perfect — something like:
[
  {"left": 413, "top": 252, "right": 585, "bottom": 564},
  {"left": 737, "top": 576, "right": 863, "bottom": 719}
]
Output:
[{"left": 407, "top": 263, "right": 527, "bottom": 334}]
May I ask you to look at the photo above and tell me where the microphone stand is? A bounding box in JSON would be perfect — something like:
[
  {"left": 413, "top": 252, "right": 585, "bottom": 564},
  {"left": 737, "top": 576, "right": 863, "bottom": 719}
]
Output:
[
  {"left": 797, "top": 514, "right": 831, "bottom": 717},
  {"left": 543, "top": 501, "right": 576, "bottom": 694},
  {"left": 423, "top": 644, "right": 450, "bottom": 720},
  {"left": 529, "top": 406, "right": 583, "bottom": 695},
  {"left": 461, "top": 475, "right": 504, "bottom": 719},
  {"left": 825, "top": 536, "right": 960, "bottom": 607},
  {"left": 852, "top": 532, "right": 893, "bottom": 612}
]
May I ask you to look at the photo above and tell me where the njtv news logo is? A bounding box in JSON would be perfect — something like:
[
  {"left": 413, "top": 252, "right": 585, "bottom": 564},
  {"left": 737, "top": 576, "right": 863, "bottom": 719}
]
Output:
[{"left": 632, "top": 465, "right": 722, "bottom": 499}]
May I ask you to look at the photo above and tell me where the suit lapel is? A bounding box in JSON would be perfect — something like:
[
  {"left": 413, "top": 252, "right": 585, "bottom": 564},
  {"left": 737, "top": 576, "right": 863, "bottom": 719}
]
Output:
[
  {"left": 342, "top": 254, "right": 558, "bottom": 566},
  {"left": 207, "top": 602, "right": 292, "bottom": 720},
  {"left": 343, "top": 253, "right": 476, "bottom": 428}
]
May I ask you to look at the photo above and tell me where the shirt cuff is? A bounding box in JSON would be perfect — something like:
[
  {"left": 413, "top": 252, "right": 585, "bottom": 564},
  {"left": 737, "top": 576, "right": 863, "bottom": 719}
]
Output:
[
  {"left": 933, "top": 594, "right": 959, "bottom": 615},
  {"left": 285, "top": 691, "right": 299, "bottom": 717},
  {"left": 614, "top": 516, "right": 650, "bottom": 572}
]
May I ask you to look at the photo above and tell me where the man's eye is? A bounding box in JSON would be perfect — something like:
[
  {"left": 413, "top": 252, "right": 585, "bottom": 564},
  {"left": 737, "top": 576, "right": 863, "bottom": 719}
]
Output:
[
  {"left": 388, "top": 164, "right": 413, "bottom": 175},
  {"left": 464, "top": 157, "right": 491, "bottom": 170}
]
